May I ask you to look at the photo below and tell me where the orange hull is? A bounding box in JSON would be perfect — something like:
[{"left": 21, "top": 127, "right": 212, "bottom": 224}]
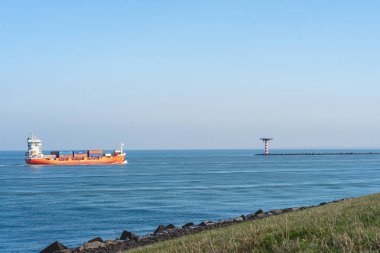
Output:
[{"left": 25, "top": 154, "right": 126, "bottom": 165}]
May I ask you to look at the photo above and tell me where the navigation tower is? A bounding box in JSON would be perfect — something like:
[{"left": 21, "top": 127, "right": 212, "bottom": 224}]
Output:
[{"left": 260, "top": 138, "right": 273, "bottom": 155}]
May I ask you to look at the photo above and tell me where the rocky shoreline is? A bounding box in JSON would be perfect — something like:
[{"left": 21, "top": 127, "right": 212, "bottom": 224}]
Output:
[{"left": 41, "top": 198, "right": 350, "bottom": 253}]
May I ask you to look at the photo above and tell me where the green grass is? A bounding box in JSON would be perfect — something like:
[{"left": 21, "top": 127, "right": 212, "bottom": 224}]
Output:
[{"left": 127, "top": 193, "right": 380, "bottom": 253}]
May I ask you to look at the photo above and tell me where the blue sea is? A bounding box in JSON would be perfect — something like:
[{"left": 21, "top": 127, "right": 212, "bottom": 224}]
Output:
[{"left": 1, "top": 149, "right": 380, "bottom": 253}]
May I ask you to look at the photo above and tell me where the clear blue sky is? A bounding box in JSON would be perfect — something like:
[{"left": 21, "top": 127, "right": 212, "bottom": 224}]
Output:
[{"left": 1, "top": 0, "right": 379, "bottom": 150}]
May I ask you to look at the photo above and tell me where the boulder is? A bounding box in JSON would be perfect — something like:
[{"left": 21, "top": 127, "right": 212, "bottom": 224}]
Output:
[
  {"left": 245, "top": 214, "right": 256, "bottom": 220},
  {"left": 246, "top": 209, "right": 265, "bottom": 219},
  {"left": 120, "top": 230, "right": 139, "bottom": 241},
  {"left": 87, "top": 237, "right": 103, "bottom": 243},
  {"left": 154, "top": 225, "right": 166, "bottom": 234},
  {"left": 82, "top": 240, "right": 104, "bottom": 249},
  {"left": 165, "top": 224, "right": 176, "bottom": 230},
  {"left": 40, "top": 241, "right": 68, "bottom": 253},
  {"left": 270, "top": 209, "right": 283, "bottom": 215},
  {"left": 182, "top": 222, "right": 194, "bottom": 228},
  {"left": 234, "top": 215, "right": 246, "bottom": 221},
  {"left": 265, "top": 212, "right": 273, "bottom": 217},
  {"left": 198, "top": 221, "right": 214, "bottom": 227},
  {"left": 220, "top": 219, "right": 234, "bottom": 225},
  {"left": 256, "top": 213, "right": 267, "bottom": 218}
]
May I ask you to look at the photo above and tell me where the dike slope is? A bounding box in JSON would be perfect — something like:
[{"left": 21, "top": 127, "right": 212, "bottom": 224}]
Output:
[{"left": 42, "top": 193, "right": 380, "bottom": 253}]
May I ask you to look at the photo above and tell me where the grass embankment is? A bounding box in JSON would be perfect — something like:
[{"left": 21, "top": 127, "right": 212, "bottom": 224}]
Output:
[{"left": 128, "top": 193, "right": 380, "bottom": 253}]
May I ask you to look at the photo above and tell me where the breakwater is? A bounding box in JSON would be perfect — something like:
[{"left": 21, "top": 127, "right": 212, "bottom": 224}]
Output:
[
  {"left": 256, "top": 152, "right": 380, "bottom": 156},
  {"left": 41, "top": 198, "right": 350, "bottom": 253}
]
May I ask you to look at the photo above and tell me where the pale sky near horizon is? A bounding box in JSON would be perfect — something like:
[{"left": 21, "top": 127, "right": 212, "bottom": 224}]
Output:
[{"left": 1, "top": 0, "right": 379, "bottom": 150}]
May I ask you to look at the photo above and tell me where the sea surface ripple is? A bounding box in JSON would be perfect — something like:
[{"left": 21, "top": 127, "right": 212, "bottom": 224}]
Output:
[{"left": 0, "top": 149, "right": 380, "bottom": 253}]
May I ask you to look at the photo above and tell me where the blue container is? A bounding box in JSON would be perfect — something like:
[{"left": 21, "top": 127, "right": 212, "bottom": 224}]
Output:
[
  {"left": 89, "top": 153, "right": 102, "bottom": 157},
  {"left": 59, "top": 151, "right": 73, "bottom": 155},
  {"left": 73, "top": 150, "right": 87, "bottom": 154}
]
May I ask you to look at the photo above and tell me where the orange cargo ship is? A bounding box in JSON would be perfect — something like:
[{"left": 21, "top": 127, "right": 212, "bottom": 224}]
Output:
[{"left": 25, "top": 135, "right": 127, "bottom": 165}]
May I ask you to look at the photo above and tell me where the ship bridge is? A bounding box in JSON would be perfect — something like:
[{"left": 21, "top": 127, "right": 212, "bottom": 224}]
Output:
[{"left": 27, "top": 134, "right": 43, "bottom": 158}]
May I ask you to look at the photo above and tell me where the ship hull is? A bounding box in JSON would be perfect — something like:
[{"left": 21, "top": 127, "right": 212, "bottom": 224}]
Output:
[{"left": 25, "top": 154, "right": 126, "bottom": 165}]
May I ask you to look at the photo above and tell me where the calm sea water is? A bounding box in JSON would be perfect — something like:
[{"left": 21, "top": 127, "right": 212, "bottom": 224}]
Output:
[{"left": 1, "top": 149, "right": 380, "bottom": 253}]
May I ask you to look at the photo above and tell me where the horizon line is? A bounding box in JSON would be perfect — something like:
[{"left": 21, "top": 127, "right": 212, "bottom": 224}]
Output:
[{"left": 2, "top": 147, "right": 380, "bottom": 152}]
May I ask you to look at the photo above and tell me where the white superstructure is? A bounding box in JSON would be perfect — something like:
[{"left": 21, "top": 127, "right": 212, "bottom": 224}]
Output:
[{"left": 27, "top": 134, "right": 43, "bottom": 158}]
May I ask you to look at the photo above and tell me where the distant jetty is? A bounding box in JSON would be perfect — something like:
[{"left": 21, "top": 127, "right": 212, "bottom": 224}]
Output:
[
  {"left": 256, "top": 152, "right": 380, "bottom": 156},
  {"left": 257, "top": 138, "right": 380, "bottom": 156}
]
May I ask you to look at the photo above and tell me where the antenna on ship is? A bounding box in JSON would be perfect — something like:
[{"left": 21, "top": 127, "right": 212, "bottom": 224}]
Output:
[
  {"left": 121, "top": 143, "right": 124, "bottom": 154},
  {"left": 30, "top": 132, "right": 36, "bottom": 141},
  {"left": 260, "top": 138, "right": 273, "bottom": 155}
]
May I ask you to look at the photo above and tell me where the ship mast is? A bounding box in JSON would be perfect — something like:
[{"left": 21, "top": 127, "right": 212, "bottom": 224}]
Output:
[{"left": 121, "top": 143, "right": 124, "bottom": 154}]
